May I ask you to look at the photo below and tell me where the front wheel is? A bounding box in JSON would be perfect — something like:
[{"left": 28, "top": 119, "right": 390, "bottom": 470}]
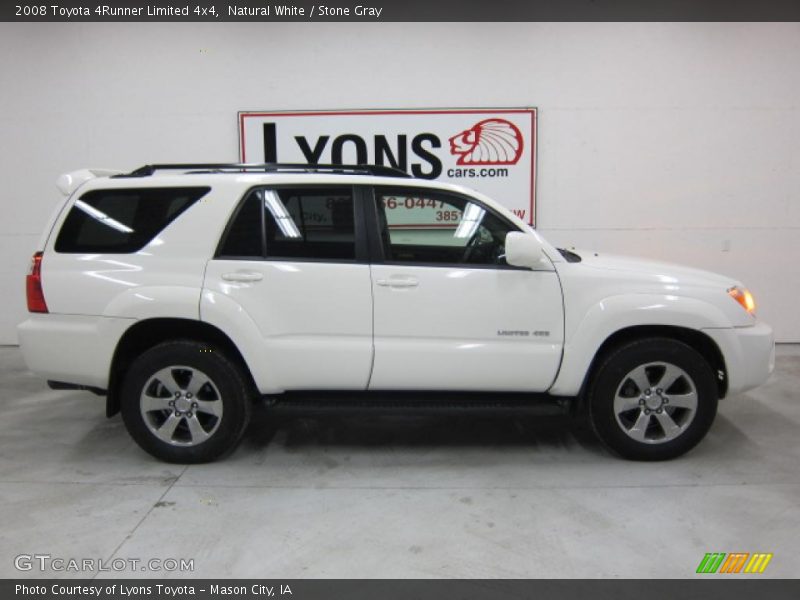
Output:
[
  {"left": 588, "top": 338, "right": 718, "bottom": 461},
  {"left": 121, "top": 340, "right": 252, "bottom": 463}
]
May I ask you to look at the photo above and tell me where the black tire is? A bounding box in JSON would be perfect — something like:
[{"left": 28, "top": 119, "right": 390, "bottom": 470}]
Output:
[
  {"left": 120, "top": 340, "right": 252, "bottom": 463},
  {"left": 588, "top": 338, "right": 718, "bottom": 461}
]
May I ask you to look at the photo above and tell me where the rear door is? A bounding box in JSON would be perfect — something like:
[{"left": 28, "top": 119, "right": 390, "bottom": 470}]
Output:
[
  {"left": 203, "top": 185, "right": 374, "bottom": 390},
  {"left": 367, "top": 186, "right": 564, "bottom": 392}
]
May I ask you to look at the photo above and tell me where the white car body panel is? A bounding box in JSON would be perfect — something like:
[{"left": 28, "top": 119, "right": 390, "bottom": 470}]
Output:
[
  {"left": 702, "top": 323, "right": 775, "bottom": 395},
  {"left": 369, "top": 263, "right": 564, "bottom": 391},
  {"left": 203, "top": 260, "right": 374, "bottom": 392},
  {"left": 549, "top": 252, "right": 769, "bottom": 396},
  {"left": 18, "top": 313, "right": 132, "bottom": 388}
]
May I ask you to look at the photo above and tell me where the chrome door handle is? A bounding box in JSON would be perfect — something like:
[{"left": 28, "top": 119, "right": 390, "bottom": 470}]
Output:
[
  {"left": 222, "top": 271, "right": 263, "bottom": 282},
  {"left": 376, "top": 277, "right": 419, "bottom": 288}
]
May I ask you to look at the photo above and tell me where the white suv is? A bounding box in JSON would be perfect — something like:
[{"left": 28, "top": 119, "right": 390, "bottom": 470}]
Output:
[{"left": 18, "top": 163, "right": 775, "bottom": 463}]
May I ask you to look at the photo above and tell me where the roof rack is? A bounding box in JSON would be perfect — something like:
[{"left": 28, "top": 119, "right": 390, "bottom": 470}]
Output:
[{"left": 115, "top": 163, "right": 412, "bottom": 178}]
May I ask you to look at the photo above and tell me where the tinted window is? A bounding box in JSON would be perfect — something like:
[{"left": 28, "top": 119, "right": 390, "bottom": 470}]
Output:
[
  {"left": 216, "top": 187, "right": 357, "bottom": 261},
  {"left": 55, "top": 187, "right": 208, "bottom": 254},
  {"left": 216, "top": 191, "right": 263, "bottom": 258},
  {"left": 265, "top": 188, "right": 355, "bottom": 260},
  {"left": 375, "top": 187, "right": 516, "bottom": 266}
]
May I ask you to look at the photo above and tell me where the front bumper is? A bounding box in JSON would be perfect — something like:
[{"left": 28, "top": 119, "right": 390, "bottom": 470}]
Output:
[{"left": 703, "top": 321, "right": 775, "bottom": 396}]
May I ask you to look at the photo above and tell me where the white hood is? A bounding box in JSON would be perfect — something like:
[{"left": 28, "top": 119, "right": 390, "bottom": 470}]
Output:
[{"left": 572, "top": 250, "right": 740, "bottom": 290}]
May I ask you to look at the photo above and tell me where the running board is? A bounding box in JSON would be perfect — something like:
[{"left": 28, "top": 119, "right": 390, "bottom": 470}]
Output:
[{"left": 260, "top": 391, "right": 573, "bottom": 416}]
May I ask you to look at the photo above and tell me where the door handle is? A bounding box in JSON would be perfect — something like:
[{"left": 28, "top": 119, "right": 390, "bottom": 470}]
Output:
[
  {"left": 376, "top": 277, "right": 419, "bottom": 288},
  {"left": 222, "top": 271, "right": 263, "bottom": 282}
]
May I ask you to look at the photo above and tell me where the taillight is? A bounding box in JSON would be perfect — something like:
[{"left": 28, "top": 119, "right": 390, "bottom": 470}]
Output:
[{"left": 26, "top": 252, "right": 48, "bottom": 313}]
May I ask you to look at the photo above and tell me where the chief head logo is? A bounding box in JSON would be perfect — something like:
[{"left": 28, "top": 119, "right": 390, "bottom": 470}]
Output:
[{"left": 448, "top": 118, "right": 524, "bottom": 166}]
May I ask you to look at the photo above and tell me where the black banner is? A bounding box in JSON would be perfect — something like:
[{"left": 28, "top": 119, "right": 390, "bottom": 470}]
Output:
[
  {"left": 4, "top": 580, "right": 800, "bottom": 600},
  {"left": 4, "top": 0, "right": 800, "bottom": 22}
]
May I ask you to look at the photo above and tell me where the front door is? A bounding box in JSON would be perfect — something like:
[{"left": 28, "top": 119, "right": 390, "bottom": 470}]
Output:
[{"left": 368, "top": 186, "right": 564, "bottom": 392}]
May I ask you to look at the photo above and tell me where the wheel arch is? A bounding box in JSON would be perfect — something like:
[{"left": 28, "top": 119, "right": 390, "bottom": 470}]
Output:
[
  {"left": 106, "top": 318, "right": 256, "bottom": 417},
  {"left": 573, "top": 325, "right": 728, "bottom": 414}
]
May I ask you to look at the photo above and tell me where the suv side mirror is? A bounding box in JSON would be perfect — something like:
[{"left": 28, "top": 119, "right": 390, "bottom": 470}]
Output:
[{"left": 505, "top": 232, "right": 544, "bottom": 269}]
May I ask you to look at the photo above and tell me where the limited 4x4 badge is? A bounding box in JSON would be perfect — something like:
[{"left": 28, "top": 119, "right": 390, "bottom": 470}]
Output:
[{"left": 496, "top": 330, "right": 550, "bottom": 337}]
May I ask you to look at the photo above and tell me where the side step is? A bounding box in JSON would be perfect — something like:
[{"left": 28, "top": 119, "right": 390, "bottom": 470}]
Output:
[{"left": 261, "top": 391, "right": 572, "bottom": 416}]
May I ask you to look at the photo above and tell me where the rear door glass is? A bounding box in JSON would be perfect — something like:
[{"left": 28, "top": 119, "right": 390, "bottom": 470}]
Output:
[
  {"left": 55, "top": 187, "right": 209, "bottom": 253},
  {"left": 216, "top": 186, "right": 357, "bottom": 261}
]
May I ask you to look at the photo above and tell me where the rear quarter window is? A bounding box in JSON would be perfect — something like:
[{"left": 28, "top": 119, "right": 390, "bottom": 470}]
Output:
[{"left": 55, "top": 187, "right": 209, "bottom": 253}]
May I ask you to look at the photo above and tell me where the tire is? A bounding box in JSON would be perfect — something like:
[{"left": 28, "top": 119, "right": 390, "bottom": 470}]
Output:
[
  {"left": 588, "top": 338, "right": 718, "bottom": 461},
  {"left": 120, "top": 340, "right": 252, "bottom": 463}
]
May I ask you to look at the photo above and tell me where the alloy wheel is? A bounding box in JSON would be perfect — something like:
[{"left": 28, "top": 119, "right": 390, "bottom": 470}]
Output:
[
  {"left": 612, "top": 362, "right": 698, "bottom": 444},
  {"left": 139, "top": 366, "right": 223, "bottom": 446}
]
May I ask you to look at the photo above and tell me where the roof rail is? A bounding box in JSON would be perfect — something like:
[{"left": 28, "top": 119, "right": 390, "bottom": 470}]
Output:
[{"left": 115, "top": 163, "right": 412, "bottom": 178}]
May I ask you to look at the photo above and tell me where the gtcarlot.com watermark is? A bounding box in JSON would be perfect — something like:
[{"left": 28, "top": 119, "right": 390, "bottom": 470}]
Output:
[{"left": 14, "top": 553, "right": 194, "bottom": 573}]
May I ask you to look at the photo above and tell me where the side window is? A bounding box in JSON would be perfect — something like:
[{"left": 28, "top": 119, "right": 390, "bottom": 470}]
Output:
[
  {"left": 264, "top": 187, "right": 356, "bottom": 260},
  {"left": 55, "top": 187, "right": 209, "bottom": 254},
  {"left": 217, "top": 187, "right": 357, "bottom": 261},
  {"left": 216, "top": 191, "right": 263, "bottom": 258},
  {"left": 374, "top": 187, "right": 517, "bottom": 266}
]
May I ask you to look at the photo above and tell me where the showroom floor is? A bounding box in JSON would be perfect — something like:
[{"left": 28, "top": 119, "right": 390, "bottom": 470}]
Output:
[{"left": 0, "top": 345, "right": 798, "bottom": 579}]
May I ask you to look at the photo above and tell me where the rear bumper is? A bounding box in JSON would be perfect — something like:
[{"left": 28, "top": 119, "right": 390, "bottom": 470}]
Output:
[
  {"left": 703, "top": 321, "right": 775, "bottom": 396},
  {"left": 17, "top": 314, "right": 133, "bottom": 389}
]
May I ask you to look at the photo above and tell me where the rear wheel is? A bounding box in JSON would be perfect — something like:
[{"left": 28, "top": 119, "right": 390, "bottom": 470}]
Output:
[
  {"left": 588, "top": 338, "right": 718, "bottom": 460},
  {"left": 121, "top": 340, "right": 252, "bottom": 463}
]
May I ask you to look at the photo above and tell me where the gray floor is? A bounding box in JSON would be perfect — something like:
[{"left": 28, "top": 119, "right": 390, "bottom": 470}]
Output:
[{"left": 0, "top": 346, "right": 798, "bottom": 579}]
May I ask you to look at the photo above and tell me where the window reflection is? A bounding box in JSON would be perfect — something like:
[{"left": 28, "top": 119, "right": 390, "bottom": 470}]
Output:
[
  {"left": 262, "top": 190, "right": 301, "bottom": 238},
  {"left": 74, "top": 200, "right": 134, "bottom": 234}
]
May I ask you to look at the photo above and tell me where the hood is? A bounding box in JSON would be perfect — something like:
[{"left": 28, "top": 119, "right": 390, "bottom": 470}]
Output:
[{"left": 571, "top": 250, "right": 740, "bottom": 290}]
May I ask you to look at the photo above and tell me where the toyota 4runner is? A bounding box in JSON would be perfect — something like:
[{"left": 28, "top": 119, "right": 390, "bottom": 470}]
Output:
[{"left": 18, "top": 163, "right": 775, "bottom": 463}]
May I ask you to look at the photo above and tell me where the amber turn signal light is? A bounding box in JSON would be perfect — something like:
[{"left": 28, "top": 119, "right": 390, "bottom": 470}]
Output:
[{"left": 728, "top": 286, "right": 756, "bottom": 315}]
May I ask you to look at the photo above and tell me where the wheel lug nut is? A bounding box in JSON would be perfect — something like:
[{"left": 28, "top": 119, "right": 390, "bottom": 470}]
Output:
[
  {"left": 639, "top": 399, "right": 645, "bottom": 406},
  {"left": 187, "top": 393, "right": 193, "bottom": 399},
  {"left": 657, "top": 388, "right": 663, "bottom": 394},
  {"left": 169, "top": 400, "right": 175, "bottom": 406},
  {"left": 645, "top": 389, "right": 651, "bottom": 395},
  {"left": 174, "top": 392, "right": 180, "bottom": 398},
  {"left": 192, "top": 402, "right": 198, "bottom": 408},
  {"left": 663, "top": 398, "right": 669, "bottom": 404},
  {"left": 645, "top": 409, "right": 651, "bottom": 415},
  {"left": 187, "top": 412, "right": 193, "bottom": 418},
  {"left": 657, "top": 408, "right": 663, "bottom": 414}
]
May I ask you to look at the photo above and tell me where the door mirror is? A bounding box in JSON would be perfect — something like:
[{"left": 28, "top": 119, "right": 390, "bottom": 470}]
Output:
[{"left": 505, "top": 232, "right": 544, "bottom": 269}]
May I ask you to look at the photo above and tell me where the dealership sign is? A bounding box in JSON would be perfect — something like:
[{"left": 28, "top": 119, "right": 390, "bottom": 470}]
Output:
[{"left": 238, "top": 108, "right": 537, "bottom": 225}]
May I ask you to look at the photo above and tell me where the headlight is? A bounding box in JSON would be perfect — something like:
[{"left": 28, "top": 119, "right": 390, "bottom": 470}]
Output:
[{"left": 728, "top": 286, "right": 756, "bottom": 315}]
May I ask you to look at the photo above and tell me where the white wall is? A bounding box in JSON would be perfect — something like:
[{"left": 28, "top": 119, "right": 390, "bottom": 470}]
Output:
[{"left": 0, "top": 22, "right": 798, "bottom": 342}]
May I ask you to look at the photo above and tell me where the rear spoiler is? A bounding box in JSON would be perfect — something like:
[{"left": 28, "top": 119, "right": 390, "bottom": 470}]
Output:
[{"left": 56, "top": 168, "right": 122, "bottom": 196}]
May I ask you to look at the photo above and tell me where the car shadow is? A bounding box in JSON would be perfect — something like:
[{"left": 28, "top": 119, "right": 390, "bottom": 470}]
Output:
[{"left": 241, "top": 404, "right": 608, "bottom": 457}]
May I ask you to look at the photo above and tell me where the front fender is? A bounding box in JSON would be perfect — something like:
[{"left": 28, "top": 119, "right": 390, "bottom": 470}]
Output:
[{"left": 549, "top": 294, "right": 732, "bottom": 396}]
